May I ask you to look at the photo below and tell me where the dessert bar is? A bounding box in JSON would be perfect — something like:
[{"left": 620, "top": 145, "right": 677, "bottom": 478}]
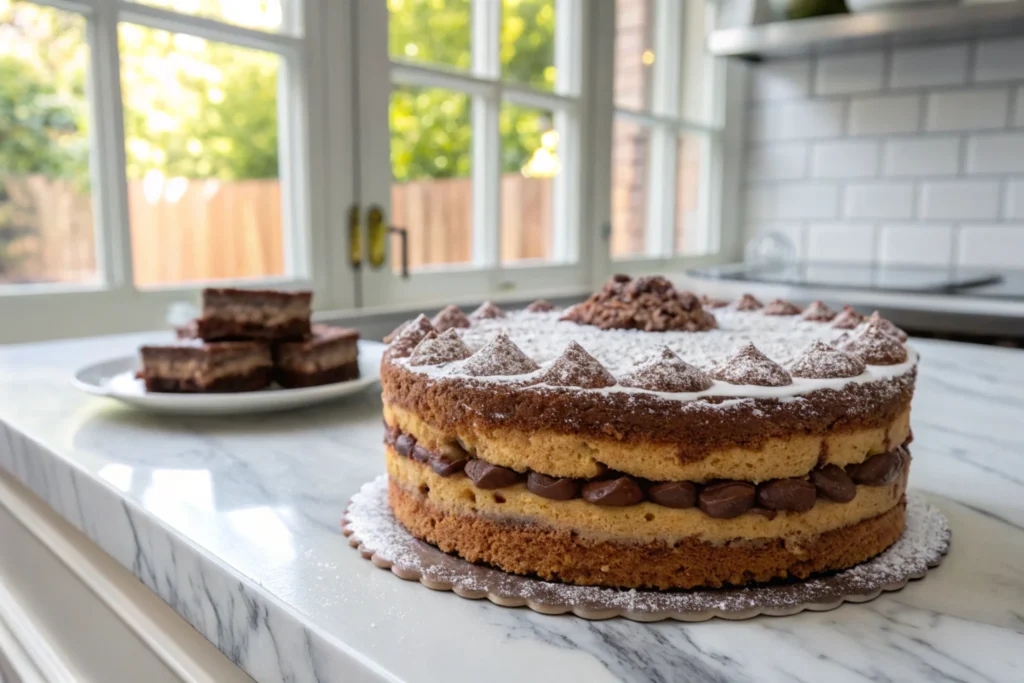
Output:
[
  {"left": 273, "top": 324, "right": 360, "bottom": 388},
  {"left": 138, "top": 341, "right": 272, "bottom": 393},
  {"left": 196, "top": 288, "right": 312, "bottom": 341}
]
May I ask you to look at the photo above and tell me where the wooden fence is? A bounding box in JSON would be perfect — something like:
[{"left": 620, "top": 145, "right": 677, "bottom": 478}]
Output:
[{"left": 0, "top": 174, "right": 553, "bottom": 285}]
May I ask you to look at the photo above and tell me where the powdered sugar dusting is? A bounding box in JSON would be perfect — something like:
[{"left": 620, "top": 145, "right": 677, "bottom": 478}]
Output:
[
  {"left": 535, "top": 341, "right": 616, "bottom": 389},
  {"left": 391, "top": 307, "right": 917, "bottom": 402},
  {"left": 619, "top": 347, "right": 714, "bottom": 393},
  {"left": 460, "top": 332, "right": 539, "bottom": 377},
  {"left": 790, "top": 340, "right": 866, "bottom": 379},
  {"left": 711, "top": 343, "right": 792, "bottom": 387},
  {"left": 408, "top": 329, "right": 472, "bottom": 366},
  {"left": 344, "top": 477, "right": 950, "bottom": 618},
  {"left": 841, "top": 322, "right": 909, "bottom": 365}
]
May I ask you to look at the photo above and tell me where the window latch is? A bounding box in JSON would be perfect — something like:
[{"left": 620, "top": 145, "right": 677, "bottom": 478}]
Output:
[{"left": 349, "top": 203, "right": 409, "bottom": 279}]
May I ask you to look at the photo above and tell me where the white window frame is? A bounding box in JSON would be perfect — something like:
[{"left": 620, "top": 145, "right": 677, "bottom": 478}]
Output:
[
  {"left": 0, "top": 0, "right": 343, "bottom": 343},
  {"left": 1, "top": 0, "right": 745, "bottom": 342},
  {"left": 353, "top": 0, "right": 596, "bottom": 312},
  {"left": 593, "top": 0, "right": 744, "bottom": 281}
]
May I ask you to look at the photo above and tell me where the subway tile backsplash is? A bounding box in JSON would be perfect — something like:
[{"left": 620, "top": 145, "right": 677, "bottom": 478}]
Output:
[{"left": 744, "top": 38, "right": 1024, "bottom": 270}]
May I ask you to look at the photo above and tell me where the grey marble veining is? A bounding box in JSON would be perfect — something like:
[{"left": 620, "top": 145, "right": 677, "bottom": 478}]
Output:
[{"left": 0, "top": 332, "right": 1022, "bottom": 683}]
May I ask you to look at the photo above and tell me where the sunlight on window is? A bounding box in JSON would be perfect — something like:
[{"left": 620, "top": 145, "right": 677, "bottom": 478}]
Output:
[
  {"left": 501, "top": 102, "right": 556, "bottom": 263},
  {"left": 120, "top": 24, "right": 285, "bottom": 286},
  {"left": 388, "top": 0, "right": 471, "bottom": 70},
  {"left": 501, "top": 0, "right": 555, "bottom": 91},
  {"left": 389, "top": 86, "right": 473, "bottom": 272},
  {"left": 0, "top": 2, "right": 97, "bottom": 286}
]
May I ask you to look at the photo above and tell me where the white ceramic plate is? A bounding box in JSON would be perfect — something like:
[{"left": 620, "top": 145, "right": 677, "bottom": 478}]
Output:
[{"left": 72, "top": 340, "right": 384, "bottom": 415}]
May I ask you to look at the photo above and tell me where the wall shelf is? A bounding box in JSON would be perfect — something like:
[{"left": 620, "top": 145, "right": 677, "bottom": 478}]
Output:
[{"left": 707, "top": 2, "right": 1024, "bottom": 60}]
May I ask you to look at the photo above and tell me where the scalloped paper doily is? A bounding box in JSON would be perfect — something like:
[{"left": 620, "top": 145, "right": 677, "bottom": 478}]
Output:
[{"left": 342, "top": 476, "right": 949, "bottom": 622}]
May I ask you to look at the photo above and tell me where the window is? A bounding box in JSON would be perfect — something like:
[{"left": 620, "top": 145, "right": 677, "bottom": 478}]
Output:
[
  {"left": 2, "top": 0, "right": 734, "bottom": 342},
  {"left": 1, "top": 0, "right": 330, "bottom": 342},
  {"left": 386, "top": 0, "right": 582, "bottom": 278},
  {"left": 0, "top": 4, "right": 97, "bottom": 287},
  {"left": 610, "top": 0, "right": 722, "bottom": 261}
]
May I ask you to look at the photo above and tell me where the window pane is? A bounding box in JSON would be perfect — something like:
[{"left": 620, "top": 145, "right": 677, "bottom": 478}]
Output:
[
  {"left": 610, "top": 118, "right": 649, "bottom": 259},
  {"left": 134, "top": 0, "right": 287, "bottom": 33},
  {"left": 119, "top": 25, "right": 285, "bottom": 286},
  {"left": 613, "top": 0, "right": 654, "bottom": 111},
  {"left": 388, "top": 0, "right": 471, "bottom": 70},
  {"left": 501, "top": 0, "right": 555, "bottom": 91},
  {"left": 500, "top": 102, "right": 556, "bottom": 263},
  {"left": 675, "top": 133, "right": 708, "bottom": 255},
  {"left": 0, "top": 3, "right": 97, "bottom": 286},
  {"left": 390, "top": 86, "right": 472, "bottom": 271}
]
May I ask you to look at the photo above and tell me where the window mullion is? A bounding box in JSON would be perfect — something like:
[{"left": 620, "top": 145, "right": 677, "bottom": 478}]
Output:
[
  {"left": 551, "top": 0, "right": 583, "bottom": 264},
  {"left": 116, "top": 1, "right": 301, "bottom": 56},
  {"left": 90, "top": 0, "right": 134, "bottom": 290},
  {"left": 644, "top": 0, "right": 683, "bottom": 258},
  {"left": 470, "top": 0, "right": 501, "bottom": 269},
  {"left": 643, "top": 125, "right": 675, "bottom": 257},
  {"left": 277, "top": 2, "right": 315, "bottom": 285},
  {"left": 554, "top": 0, "right": 581, "bottom": 96}
]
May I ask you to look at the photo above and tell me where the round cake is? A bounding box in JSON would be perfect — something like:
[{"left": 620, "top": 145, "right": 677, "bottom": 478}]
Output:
[{"left": 379, "top": 276, "right": 916, "bottom": 590}]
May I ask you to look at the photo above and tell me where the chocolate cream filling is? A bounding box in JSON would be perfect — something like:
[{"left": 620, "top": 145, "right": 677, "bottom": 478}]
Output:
[{"left": 384, "top": 424, "right": 910, "bottom": 520}]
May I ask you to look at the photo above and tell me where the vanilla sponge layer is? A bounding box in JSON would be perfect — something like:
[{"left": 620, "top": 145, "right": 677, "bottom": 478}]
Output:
[
  {"left": 384, "top": 403, "right": 911, "bottom": 483},
  {"left": 386, "top": 447, "right": 908, "bottom": 545}
]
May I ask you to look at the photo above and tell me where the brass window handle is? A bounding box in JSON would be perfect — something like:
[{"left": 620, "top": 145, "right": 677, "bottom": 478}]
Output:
[{"left": 347, "top": 203, "right": 409, "bottom": 279}]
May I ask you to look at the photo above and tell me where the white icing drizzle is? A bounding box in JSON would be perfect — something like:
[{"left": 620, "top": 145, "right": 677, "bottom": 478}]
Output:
[{"left": 391, "top": 308, "right": 918, "bottom": 403}]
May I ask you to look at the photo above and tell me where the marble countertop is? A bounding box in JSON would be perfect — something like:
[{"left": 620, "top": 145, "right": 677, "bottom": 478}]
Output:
[{"left": 1, "top": 333, "right": 1022, "bottom": 683}]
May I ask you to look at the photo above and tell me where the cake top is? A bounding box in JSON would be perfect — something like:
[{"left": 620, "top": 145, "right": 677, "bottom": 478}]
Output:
[{"left": 386, "top": 276, "right": 916, "bottom": 403}]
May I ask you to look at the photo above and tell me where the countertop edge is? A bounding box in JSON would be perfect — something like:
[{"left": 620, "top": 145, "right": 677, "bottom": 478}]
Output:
[{"left": 0, "top": 417, "right": 396, "bottom": 683}]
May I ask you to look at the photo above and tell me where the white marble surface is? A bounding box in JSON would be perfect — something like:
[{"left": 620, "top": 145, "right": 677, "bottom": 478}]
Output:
[{"left": 0, "top": 332, "right": 1022, "bottom": 683}]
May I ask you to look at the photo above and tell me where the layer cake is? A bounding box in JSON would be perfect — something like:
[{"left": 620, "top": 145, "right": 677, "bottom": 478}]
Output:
[{"left": 380, "top": 276, "right": 917, "bottom": 589}]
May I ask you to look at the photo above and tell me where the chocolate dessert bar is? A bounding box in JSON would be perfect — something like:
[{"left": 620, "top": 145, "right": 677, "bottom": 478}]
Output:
[
  {"left": 273, "top": 324, "right": 360, "bottom": 388},
  {"left": 138, "top": 341, "right": 272, "bottom": 393},
  {"left": 196, "top": 288, "right": 312, "bottom": 341}
]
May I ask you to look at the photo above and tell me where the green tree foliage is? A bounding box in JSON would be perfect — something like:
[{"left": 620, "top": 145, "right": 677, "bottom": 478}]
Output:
[
  {"left": 119, "top": 24, "right": 280, "bottom": 180},
  {"left": 388, "top": 0, "right": 555, "bottom": 181}
]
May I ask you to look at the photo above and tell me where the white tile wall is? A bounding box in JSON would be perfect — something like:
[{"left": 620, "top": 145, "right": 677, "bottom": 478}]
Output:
[
  {"left": 883, "top": 137, "right": 960, "bottom": 176},
  {"left": 878, "top": 224, "right": 954, "bottom": 266},
  {"left": 811, "top": 140, "right": 879, "bottom": 178},
  {"left": 748, "top": 100, "right": 845, "bottom": 141},
  {"left": 747, "top": 143, "right": 808, "bottom": 180},
  {"left": 816, "top": 52, "right": 885, "bottom": 95},
  {"left": 920, "top": 181, "right": 1001, "bottom": 220},
  {"left": 966, "top": 133, "right": 1024, "bottom": 174},
  {"left": 845, "top": 183, "right": 915, "bottom": 219},
  {"left": 744, "top": 39, "right": 1024, "bottom": 271},
  {"left": 974, "top": 38, "right": 1024, "bottom": 83},
  {"left": 891, "top": 44, "right": 969, "bottom": 89},
  {"left": 750, "top": 60, "right": 812, "bottom": 102},
  {"left": 746, "top": 183, "right": 839, "bottom": 220},
  {"left": 848, "top": 94, "right": 921, "bottom": 136},
  {"left": 926, "top": 88, "right": 1009, "bottom": 132},
  {"left": 959, "top": 225, "right": 1024, "bottom": 268},
  {"left": 1005, "top": 179, "right": 1024, "bottom": 219},
  {"left": 806, "top": 223, "right": 876, "bottom": 263}
]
